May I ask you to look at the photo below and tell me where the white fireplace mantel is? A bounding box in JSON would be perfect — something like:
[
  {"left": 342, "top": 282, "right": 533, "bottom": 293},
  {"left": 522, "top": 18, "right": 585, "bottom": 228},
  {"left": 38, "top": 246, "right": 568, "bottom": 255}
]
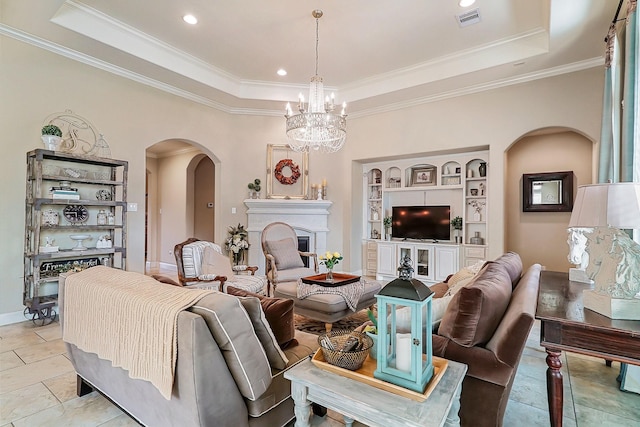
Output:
[{"left": 245, "top": 199, "right": 332, "bottom": 275}]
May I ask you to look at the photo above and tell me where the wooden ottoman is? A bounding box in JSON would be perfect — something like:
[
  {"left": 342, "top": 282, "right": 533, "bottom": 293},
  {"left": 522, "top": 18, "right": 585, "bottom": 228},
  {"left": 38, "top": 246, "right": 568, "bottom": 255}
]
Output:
[{"left": 274, "top": 279, "right": 382, "bottom": 331}]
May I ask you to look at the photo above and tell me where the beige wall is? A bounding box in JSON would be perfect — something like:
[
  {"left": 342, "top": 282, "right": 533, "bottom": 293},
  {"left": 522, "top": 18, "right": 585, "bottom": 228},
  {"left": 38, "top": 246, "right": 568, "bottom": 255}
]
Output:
[
  {"left": 506, "top": 131, "right": 594, "bottom": 271},
  {"left": 0, "top": 34, "right": 605, "bottom": 320}
]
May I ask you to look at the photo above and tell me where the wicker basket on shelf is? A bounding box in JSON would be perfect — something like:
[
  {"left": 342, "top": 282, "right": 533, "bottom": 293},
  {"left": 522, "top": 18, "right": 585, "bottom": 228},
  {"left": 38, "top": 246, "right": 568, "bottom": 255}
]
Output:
[{"left": 318, "top": 329, "right": 373, "bottom": 371}]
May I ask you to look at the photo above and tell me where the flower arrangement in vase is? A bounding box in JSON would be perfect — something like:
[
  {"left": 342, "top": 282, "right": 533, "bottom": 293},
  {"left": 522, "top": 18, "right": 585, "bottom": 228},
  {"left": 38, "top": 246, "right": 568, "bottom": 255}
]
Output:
[
  {"left": 363, "top": 309, "right": 379, "bottom": 359},
  {"left": 318, "top": 251, "right": 343, "bottom": 282},
  {"left": 468, "top": 200, "right": 486, "bottom": 221},
  {"left": 225, "top": 223, "right": 249, "bottom": 266},
  {"left": 41, "top": 124, "right": 63, "bottom": 151}
]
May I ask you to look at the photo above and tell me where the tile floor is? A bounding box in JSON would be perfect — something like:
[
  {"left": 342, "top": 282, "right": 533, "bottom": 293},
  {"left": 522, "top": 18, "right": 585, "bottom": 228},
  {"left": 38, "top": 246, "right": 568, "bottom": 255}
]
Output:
[{"left": 2, "top": 268, "right": 639, "bottom": 426}]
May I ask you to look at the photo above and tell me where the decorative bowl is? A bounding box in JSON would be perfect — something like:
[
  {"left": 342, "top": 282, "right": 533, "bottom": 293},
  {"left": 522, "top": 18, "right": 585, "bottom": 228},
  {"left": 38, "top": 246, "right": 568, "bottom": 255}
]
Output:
[{"left": 318, "top": 329, "right": 373, "bottom": 371}]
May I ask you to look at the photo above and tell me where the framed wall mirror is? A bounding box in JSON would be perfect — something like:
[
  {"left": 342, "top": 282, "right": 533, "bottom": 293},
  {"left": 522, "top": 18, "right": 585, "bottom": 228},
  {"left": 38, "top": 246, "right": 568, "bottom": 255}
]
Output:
[{"left": 522, "top": 171, "right": 574, "bottom": 212}]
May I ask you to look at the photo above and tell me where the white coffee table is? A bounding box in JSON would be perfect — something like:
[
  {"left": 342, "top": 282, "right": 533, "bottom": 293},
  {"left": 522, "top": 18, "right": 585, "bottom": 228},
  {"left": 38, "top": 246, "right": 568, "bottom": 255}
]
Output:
[{"left": 284, "top": 357, "right": 467, "bottom": 427}]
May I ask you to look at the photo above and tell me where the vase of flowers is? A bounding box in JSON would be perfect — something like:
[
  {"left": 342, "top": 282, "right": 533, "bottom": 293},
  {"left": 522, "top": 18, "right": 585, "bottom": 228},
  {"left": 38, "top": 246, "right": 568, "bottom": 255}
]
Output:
[
  {"left": 319, "top": 251, "right": 343, "bottom": 282},
  {"left": 225, "top": 223, "right": 249, "bottom": 266},
  {"left": 468, "top": 200, "right": 486, "bottom": 222}
]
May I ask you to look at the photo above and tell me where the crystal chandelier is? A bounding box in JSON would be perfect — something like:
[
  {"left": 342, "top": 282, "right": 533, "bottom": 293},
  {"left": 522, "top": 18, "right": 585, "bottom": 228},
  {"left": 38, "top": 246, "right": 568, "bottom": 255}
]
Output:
[{"left": 285, "top": 10, "right": 347, "bottom": 153}]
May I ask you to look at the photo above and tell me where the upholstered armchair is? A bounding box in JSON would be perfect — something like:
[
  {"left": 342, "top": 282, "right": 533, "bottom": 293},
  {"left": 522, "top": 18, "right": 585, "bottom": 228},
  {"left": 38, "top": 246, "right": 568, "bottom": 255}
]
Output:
[
  {"left": 260, "top": 222, "right": 318, "bottom": 295},
  {"left": 174, "top": 238, "right": 267, "bottom": 295}
]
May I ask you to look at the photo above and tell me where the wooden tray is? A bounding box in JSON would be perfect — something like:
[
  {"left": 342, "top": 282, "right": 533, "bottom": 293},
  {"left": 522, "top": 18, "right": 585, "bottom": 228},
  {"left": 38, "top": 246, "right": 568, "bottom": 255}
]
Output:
[
  {"left": 311, "top": 349, "right": 448, "bottom": 402},
  {"left": 301, "top": 273, "right": 361, "bottom": 287}
]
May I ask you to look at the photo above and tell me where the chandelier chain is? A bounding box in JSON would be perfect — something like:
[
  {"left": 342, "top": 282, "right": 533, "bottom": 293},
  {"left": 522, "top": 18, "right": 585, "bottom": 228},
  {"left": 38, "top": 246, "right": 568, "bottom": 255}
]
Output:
[{"left": 315, "top": 15, "right": 319, "bottom": 76}]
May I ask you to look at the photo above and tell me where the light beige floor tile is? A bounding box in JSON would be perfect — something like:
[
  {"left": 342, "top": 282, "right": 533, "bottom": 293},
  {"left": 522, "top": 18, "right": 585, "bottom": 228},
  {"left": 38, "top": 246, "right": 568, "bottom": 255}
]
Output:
[
  {"left": 575, "top": 403, "right": 640, "bottom": 427},
  {"left": 43, "top": 371, "right": 78, "bottom": 403},
  {"left": 14, "top": 340, "right": 67, "bottom": 365},
  {"left": 571, "top": 375, "right": 640, "bottom": 421},
  {"left": 0, "top": 355, "right": 73, "bottom": 395},
  {"left": 12, "top": 393, "right": 124, "bottom": 427},
  {"left": 97, "top": 413, "right": 140, "bottom": 426},
  {"left": 0, "top": 383, "right": 59, "bottom": 425},
  {"left": 34, "top": 325, "right": 62, "bottom": 342},
  {"left": 0, "top": 352, "right": 24, "bottom": 372},
  {"left": 0, "top": 333, "right": 45, "bottom": 353},
  {"left": 0, "top": 321, "right": 58, "bottom": 340},
  {"left": 504, "top": 399, "right": 577, "bottom": 427}
]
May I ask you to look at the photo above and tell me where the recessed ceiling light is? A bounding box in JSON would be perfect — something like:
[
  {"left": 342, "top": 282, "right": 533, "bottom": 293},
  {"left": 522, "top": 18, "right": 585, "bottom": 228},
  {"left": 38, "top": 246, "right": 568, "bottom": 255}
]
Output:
[
  {"left": 183, "top": 14, "right": 197, "bottom": 25},
  {"left": 277, "top": 69, "right": 287, "bottom": 76},
  {"left": 459, "top": 0, "right": 476, "bottom": 7}
]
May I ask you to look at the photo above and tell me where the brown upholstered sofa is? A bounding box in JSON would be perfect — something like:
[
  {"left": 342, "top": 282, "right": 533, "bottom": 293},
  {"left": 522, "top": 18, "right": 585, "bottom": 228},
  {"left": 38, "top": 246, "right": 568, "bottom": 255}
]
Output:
[
  {"left": 430, "top": 252, "right": 541, "bottom": 427},
  {"left": 59, "top": 270, "right": 319, "bottom": 427}
]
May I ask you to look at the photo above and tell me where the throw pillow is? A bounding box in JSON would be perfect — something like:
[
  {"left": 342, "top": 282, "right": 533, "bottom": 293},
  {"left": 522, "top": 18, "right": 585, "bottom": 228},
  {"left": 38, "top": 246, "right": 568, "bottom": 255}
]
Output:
[
  {"left": 234, "top": 296, "right": 289, "bottom": 370},
  {"left": 438, "top": 262, "right": 512, "bottom": 347},
  {"left": 151, "top": 274, "right": 182, "bottom": 286},
  {"left": 190, "top": 293, "right": 272, "bottom": 401},
  {"left": 393, "top": 295, "right": 453, "bottom": 333},
  {"left": 227, "top": 286, "right": 295, "bottom": 349},
  {"left": 444, "top": 275, "right": 475, "bottom": 297},
  {"left": 266, "top": 238, "right": 304, "bottom": 270},
  {"left": 201, "top": 245, "right": 235, "bottom": 278}
]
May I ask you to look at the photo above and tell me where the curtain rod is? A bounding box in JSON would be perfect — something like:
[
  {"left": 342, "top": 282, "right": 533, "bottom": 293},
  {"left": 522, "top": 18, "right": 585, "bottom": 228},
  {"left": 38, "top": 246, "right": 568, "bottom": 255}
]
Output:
[{"left": 605, "top": 0, "right": 626, "bottom": 42}]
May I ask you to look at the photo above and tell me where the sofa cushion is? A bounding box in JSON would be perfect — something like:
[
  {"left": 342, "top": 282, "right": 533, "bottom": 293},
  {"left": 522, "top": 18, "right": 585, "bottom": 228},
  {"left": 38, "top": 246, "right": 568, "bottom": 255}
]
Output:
[
  {"left": 493, "top": 252, "right": 523, "bottom": 288},
  {"left": 234, "top": 296, "right": 289, "bottom": 370},
  {"left": 227, "top": 286, "right": 295, "bottom": 348},
  {"left": 189, "top": 293, "right": 272, "bottom": 401},
  {"left": 266, "top": 238, "right": 304, "bottom": 270},
  {"left": 438, "top": 262, "right": 512, "bottom": 347}
]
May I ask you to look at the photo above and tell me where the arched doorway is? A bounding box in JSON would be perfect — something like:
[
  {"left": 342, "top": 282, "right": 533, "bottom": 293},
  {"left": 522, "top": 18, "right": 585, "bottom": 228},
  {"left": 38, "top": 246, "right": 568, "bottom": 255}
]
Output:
[
  {"left": 505, "top": 128, "right": 594, "bottom": 271},
  {"left": 145, "top": 140, "right": 219, "bottom": 272}
]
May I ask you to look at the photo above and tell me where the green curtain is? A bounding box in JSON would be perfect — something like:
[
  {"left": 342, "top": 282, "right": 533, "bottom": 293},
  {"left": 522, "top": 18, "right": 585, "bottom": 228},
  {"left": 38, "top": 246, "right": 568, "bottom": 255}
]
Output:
[{"left": 598, "top": 0, "right": 639, "bottom": 184}]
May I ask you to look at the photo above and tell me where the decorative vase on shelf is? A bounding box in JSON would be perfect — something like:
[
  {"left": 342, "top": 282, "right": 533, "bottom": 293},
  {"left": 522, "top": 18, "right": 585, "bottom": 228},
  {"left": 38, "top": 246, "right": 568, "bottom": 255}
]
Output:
[
  {"left": 473, "top": 212, "right": 481, "bottom": 222},
  {"left": 479, "top": 162, "right": 487, "bottom": 177},
  {"left": 41, "top": 135, "right": 63, "bottom": 151},
  {"left": 326, "top": 269, "right": 334, "bottom": 283}
]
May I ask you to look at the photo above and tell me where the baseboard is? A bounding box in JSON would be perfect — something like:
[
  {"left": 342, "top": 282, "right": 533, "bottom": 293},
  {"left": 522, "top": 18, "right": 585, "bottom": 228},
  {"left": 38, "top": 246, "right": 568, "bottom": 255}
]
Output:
[
  {"left": 145, "top": 261, "right": 177, "bottom": 272},
  {"left": 0, "top": 310, "right": 30, "bottom": 326}
]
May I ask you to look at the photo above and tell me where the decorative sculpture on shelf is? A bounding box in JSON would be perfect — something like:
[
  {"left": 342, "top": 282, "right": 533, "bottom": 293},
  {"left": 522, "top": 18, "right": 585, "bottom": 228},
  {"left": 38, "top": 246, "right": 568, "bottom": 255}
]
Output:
[{"left": 42, "top": 110, "right": 112, "bottom": 158}]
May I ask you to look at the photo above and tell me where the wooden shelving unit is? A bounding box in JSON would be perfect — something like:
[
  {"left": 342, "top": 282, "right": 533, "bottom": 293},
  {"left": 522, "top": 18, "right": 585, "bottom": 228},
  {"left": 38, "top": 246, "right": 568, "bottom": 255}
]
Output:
[{"left": 23, "top": 149, "right": 128, "bottom": 324}]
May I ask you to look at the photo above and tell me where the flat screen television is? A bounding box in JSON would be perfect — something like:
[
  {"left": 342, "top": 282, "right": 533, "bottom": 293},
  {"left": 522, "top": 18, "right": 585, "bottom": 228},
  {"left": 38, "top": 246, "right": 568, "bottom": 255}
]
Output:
[{"left": 391, "top": 205, "right": 451, "bottom": 241}]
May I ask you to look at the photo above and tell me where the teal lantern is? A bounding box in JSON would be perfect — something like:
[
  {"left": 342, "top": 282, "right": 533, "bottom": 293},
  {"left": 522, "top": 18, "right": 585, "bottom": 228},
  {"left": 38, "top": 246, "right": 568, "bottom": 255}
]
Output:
[{"left": 373, "top": 256, "right": 434, "bottom": 393}]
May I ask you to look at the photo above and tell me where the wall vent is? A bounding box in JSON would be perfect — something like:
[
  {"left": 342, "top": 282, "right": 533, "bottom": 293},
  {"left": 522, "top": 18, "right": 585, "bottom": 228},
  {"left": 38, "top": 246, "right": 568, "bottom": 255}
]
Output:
[{"left": 456, "top": 8, "right": 481, "bottom": 27}]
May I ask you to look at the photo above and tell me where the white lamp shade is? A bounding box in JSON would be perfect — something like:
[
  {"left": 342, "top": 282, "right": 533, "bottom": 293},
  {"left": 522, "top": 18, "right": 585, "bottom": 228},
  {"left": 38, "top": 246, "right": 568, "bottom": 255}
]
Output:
[{"left": 569, "top": 183, "right": 640, "bottom": 228}]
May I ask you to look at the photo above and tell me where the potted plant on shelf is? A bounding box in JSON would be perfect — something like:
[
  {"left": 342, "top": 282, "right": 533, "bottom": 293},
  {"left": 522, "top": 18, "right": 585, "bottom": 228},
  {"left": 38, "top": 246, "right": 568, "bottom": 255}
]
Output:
[
  {"left": 383, "top": 216, "right": 392, "bottom": 240},
  {"left": 41, "top": 124, "right": 63, "bottom": 151},
  {"left": 247, "top": 178, "right": 261, "bottom": 199},
  {"left": 451, "top": 216, "right": 463, "bottom": 244}
]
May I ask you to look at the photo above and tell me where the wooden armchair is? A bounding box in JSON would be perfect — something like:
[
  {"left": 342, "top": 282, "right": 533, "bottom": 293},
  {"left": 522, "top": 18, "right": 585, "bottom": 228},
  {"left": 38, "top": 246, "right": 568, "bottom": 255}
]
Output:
[
  {"left": 174, "top": 238, "right": 266, "bottom": 294},
  {"left": 260, "top": 222, "right": 318, "bottom": 295}
]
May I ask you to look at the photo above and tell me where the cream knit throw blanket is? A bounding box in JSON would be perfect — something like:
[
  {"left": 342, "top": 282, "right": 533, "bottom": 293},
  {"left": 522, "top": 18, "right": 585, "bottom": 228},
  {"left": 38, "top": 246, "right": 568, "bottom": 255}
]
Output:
[{"left": 62, "top": 266, "right": 213, "bottom": 400}]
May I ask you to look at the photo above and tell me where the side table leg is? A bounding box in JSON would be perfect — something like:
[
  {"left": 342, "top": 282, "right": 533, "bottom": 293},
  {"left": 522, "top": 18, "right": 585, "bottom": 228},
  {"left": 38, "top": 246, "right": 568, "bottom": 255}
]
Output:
[
  {"left": 444, "top": 381, "right": 462, "bottom": 427},
  {"left": 291, "top": 382, "right": 312, "bottom": 427},
  {"left": 545, "top": 348, "right": 563, "bottom": 427},
  {"left": 343, "top": 415, "right": 354, "bottom": 427}
]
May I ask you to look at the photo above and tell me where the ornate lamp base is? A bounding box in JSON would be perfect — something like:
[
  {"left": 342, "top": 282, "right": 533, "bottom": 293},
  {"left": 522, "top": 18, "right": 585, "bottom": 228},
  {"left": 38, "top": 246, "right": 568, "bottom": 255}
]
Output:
[{"left": 583, "top": 290, "right": 640, "bottom": 320}]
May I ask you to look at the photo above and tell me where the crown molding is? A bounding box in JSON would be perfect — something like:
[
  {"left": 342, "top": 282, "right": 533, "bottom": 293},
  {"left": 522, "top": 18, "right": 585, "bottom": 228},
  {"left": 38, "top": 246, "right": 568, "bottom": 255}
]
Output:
[{"left": 1, "top": 23, "right": 603, "bottom": 120}]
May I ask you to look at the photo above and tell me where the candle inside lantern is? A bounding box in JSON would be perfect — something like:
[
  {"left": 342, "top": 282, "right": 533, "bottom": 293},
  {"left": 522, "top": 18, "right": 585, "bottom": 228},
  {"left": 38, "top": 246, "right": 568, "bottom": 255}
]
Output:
[{"left": 396, "top": 333, "right": 412, "bottom": 373}]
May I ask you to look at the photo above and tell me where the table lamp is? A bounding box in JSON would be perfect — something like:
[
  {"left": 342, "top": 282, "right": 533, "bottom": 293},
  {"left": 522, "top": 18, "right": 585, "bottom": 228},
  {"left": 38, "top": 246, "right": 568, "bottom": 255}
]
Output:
[{"left": 568, "top": 183, "right": 640, "bottom": 319}]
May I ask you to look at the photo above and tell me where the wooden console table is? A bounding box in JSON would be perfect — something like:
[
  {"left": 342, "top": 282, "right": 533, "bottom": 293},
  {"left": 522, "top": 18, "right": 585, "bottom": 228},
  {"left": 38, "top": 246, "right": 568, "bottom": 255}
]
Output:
[{"left": 535, "top": 271, "right": 640, "bottom": 427}]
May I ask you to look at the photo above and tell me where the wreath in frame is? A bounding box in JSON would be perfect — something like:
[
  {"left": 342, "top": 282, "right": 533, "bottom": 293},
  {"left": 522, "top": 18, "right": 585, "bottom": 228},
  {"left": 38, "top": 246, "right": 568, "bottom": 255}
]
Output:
[{"left": 274, "top": 158, "right": 301, "bottom": 185}]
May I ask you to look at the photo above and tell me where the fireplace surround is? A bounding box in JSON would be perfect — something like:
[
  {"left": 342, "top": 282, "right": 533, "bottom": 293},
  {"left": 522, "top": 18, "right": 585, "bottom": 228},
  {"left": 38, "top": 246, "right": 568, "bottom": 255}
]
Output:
[{"left": 244, "top": 199, "right": 332, "bottom": 275}]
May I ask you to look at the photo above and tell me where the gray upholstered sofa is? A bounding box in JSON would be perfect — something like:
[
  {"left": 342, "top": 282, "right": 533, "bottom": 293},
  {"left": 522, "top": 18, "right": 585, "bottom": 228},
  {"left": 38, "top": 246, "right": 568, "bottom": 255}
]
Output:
[{"left": 59, "top": 270, "right": 318, "bottom": 427}]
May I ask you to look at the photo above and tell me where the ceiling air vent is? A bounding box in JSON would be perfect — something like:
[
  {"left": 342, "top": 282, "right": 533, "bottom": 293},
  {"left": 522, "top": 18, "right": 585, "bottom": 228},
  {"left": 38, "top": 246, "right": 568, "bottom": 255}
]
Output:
[{"left": 456, "top": 8, "right": 481, "bottom": 27}]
